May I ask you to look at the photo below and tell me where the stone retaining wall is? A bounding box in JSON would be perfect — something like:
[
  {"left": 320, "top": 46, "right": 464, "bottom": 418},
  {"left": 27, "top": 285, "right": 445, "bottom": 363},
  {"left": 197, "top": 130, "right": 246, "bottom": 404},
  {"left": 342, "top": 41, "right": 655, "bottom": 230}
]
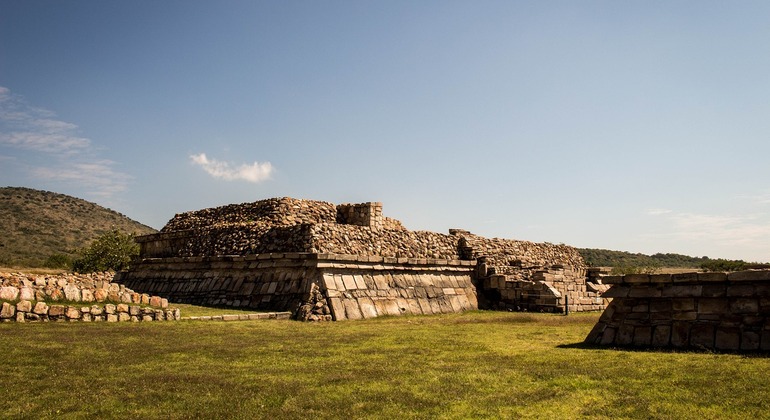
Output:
[
  {"left": 1, "top": 300, "right": 180, "bottom": 323},
  {"left": 117, "top": 253, "right": 478, "bottom": 321},
  {"left": 0, "top": 271, "right": 170, "bottom": 307},
  {"left": 584, "top": 270, "right": 770, "bottom": 351}
]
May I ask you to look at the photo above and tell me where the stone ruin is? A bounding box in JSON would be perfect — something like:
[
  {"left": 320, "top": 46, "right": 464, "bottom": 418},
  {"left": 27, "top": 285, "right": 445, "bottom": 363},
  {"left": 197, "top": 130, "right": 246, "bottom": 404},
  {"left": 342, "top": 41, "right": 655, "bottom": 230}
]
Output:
[
  {"left": 118, "top": 197, "right": 608, "bottom": 320},
  {"left": 585, "top": 270, "right": 770, "bottom": 351}
]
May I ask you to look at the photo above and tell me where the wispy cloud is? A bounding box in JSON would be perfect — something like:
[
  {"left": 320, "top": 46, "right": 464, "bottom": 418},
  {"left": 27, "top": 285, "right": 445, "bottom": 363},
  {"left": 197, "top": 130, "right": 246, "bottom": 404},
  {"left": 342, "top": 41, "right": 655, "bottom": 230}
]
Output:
[
  {"left": 0, "top": 86, "right": 131, "bottom": 198},
  {"left": 190, "top": 153, "right": 273, "bottom": 183},
  {"left": 646, "top": 208, "right": 673, "bottom": 216},
  {"left": 646, "top": 208, "right": 770, "bottom": 260}
]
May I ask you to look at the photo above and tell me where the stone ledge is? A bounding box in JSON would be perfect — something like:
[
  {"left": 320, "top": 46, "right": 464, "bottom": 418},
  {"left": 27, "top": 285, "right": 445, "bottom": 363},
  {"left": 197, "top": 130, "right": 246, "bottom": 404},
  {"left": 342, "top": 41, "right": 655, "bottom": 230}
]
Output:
[{"left": 182, "top": 311, "right": 291, "bottom": 321}]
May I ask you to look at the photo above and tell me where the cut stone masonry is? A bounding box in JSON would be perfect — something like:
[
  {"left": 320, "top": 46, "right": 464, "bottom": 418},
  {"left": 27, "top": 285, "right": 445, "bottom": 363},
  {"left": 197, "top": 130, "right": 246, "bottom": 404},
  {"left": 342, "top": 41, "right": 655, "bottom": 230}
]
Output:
[{"left": 120, "top": 197, "right": 608, "bottom": 320}]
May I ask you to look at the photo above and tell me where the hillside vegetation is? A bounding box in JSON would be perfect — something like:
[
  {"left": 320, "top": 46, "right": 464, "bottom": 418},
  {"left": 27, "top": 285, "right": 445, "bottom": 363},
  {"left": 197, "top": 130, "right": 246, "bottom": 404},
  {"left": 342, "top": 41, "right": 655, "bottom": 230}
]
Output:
[
  {"left": 578, "top": 248, "right": 768, "bottom": 273},
  {"left": 0, "top": 187, "right": 156, "bottom": 268}
]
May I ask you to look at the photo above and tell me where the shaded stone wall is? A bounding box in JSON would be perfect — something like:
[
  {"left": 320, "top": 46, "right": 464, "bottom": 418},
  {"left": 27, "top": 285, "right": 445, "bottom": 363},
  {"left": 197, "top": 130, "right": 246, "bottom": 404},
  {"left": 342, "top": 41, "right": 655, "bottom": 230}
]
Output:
[
  {"left": 117, "top": 253, "right": 477, "bottom": 321},
  {"left": 585, "top": 270, "right": 770, "bottom": 351}
]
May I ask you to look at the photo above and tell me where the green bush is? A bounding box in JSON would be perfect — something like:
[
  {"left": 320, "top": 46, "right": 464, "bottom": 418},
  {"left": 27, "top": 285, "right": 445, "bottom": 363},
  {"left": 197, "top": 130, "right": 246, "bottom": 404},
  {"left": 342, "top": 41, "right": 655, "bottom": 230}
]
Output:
[
  {"left": 43, "top": 254, "right": 73, "bottom": 269},
  {"left": 72, "top": 229, "right": 139, "bottom": 273}
]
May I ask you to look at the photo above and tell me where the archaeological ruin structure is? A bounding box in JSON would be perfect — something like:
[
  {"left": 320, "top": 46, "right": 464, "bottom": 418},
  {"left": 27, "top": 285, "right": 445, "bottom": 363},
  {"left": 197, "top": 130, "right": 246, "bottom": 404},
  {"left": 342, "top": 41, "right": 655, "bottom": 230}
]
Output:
[
  {"left": 584, "top": 270, "right": 770, "bottom": 351},
  {"left": 118, "top": 197, "right": 608, "bottom": 320}
]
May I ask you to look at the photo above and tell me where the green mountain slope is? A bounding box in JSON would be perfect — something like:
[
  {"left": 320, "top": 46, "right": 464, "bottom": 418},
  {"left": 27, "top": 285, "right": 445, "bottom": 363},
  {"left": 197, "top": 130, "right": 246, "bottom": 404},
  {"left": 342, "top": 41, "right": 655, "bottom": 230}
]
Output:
[{"left": 0, "top": 187, "right": 157, "bottom": 267}]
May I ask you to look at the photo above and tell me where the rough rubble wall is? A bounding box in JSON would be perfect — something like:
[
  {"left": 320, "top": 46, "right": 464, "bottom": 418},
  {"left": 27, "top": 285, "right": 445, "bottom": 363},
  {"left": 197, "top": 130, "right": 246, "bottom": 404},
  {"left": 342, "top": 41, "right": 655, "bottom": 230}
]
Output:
[
  {"left": 309, "top": 224, "right": 460, "bottom": 259},
  {"left": 161, "top": 197, "right": 338, "bottom": 231},
  {"left": 457, "top": 233, "right": 585, "bottom": 273},
  {"left": 585, "top": 271, "right": 770, "bottom": 351},
  {"left": 118, "top": 254, "right": 478, "bottom": 320}
]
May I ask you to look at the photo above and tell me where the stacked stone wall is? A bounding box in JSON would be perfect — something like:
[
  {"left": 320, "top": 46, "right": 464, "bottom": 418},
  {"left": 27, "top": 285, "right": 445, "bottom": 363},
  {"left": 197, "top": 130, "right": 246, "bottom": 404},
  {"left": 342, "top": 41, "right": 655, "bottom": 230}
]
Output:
[
  {"left": 0, "top": 272, "right": 179, "bottom": 323},
  {"left": 0, "top": 272, "right": 171, "bottom": 307},
  {"left": 1, "top": 301, "right": 180, "bottom": 323},
  {"left": 585, "top": 270, "right": 770, "bottom": 351}
]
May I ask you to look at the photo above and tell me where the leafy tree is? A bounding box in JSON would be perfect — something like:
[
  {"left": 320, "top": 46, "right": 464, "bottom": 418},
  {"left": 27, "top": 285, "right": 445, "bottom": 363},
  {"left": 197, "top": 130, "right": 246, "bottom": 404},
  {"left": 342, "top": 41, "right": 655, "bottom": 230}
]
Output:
[
  {"left": 44, "top": 253, "right": 73, "bottom": 269},
  {"left": 72, "top": 229, "right": 139, "bottom": 273}
]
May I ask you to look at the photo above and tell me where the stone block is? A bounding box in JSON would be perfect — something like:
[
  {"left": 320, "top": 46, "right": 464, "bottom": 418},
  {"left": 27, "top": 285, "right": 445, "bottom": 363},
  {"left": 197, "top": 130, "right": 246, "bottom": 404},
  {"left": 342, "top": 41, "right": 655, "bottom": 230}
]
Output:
[
  {"left": 672, "top": 272, "right": 699, "bottom": 283},
  {"left": 417, "top": 298, "right": 433, "bottom": 315},
  {"left": 633, "top": 326, "right": 653, "bottom": 346},
  {"left": 81, "top": 289, "right": 94, "bottom": 302},
  {"left": 117, "top": 303, "right": 129, "bottom": 313},
  {"left": 150, "top": 296, "right": 162, "bottom": 307},
  {"left": 322, "top": 274, "right": 336, "bottom": 290},
  {"left": 651, "top": 325, "right": 671, "bottom": 347},
  {"left": 33, "top": 302, "right": 49, "bottom": 315},
  {"left": 663, "top": 285, "right": 702, "bottom": 298},
  {"left": 19, "top": 287, "right": 34, "bottom": 301},
  {"left": 357, "top": 298, "right": 378, "bottom": 319},
  {"left": 727, "top": 285, "right": 755, "bottom": 297},
  {"left": 697, "top": 272, "right": 727, "bottom": 282},
  {"left": 120, "top": 293, "right": 133, "bottom": 303},
  {"left": 353, "top": 275, "right": 367, "bottom": 290},
  {"left": 118, "top": 312, "right": 130, "bottom": 322},
  {"left": 66, "top": 306, "right": 81, "bottom": 320},
  {"left": 129, "top": 305, "right": 141, "bottom": 316},
  {"left": 624, "top": 274, "right": 649, "bottom": 284},
  {"left": 0, "top": 286, "right": 19, "bottom": 301},
  {"left": 670, "top": 322, "right": 691, "bottom": 348},
  {"left": 327, "top": 297, "right": 345, "bottom": 320},
  {"left": 701, "top": 284, "right": 726, "bottom": 298},
  {"left": 48, "top": 305, "right": 65, "bottom": 317},
  {"left": 615, "top": 324, "right": 634, "bottom": 345},
  {"left": 730, "top": 298, "right": 759, "bottom": 314},
  {"left": 689, "top": 324, "right": 716, "bottom": 349},
  {"left": 629, "top": 287, "right": 661, "bottom": 298},
  {"left": 16, "top": 300, "right": 32, "bottom": 313},
  {"left": 698, "top": 299, "right": 728, "bottom": 314},
  {"left": 672, "top": 298, "right": 696, "bottom": 312},
  {"left": 342, "top": 299, "right": 363, "bottom": 320},
  {"left": 741, "top": 331, "right": 761, "bottom": 351},
  {"left": 650, "top": 300, "right": 672, "bottom": 313},
  {"left": 0, "top": 302, "right": 16, "bottom": 319},
  {"left": 61, "top": 285, "right": 81, "bottom": 302},
  {"left": 715, "top": 327, "right": 740, "bottom": 351},
  {"left": 601, "top": 286, "right": 630, "bottom": 298},
  {"left": 728, "top": 270, "right": 770, "bottom": 281},
  {"left": 599, "top": 327, "right": 617, "bottom": 345},
  {"left": 342, "top": 275, "right": 357, "bottom": 290},
  {"left": 94, "top": 289, "right": 108, "bottom": 302},
  {"left": 141, "top": 294, "right": 151, "bottom": 305},
  {"left": 649, "top": 274, "right": 672, "bottom": 284}
]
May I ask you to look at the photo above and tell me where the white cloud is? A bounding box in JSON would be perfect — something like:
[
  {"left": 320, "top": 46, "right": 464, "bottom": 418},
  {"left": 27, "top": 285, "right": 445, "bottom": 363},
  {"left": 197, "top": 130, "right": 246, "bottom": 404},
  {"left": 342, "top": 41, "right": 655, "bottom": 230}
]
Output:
[
  {"left": 0, "top": 86, "right": 131, "bottom": 198},
  {"left": 190, "top": 153, "right": 273, "bottom": 183}
]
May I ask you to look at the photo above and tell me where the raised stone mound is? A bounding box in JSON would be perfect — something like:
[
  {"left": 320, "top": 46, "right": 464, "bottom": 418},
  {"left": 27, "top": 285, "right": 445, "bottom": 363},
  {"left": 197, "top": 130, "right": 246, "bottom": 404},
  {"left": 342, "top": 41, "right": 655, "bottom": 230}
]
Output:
[
  {"left": 161, "top": 197, "right": 338, "bottom": 232},
  {"left": 122, "top": 197, "right": 607, "bottom": 319}
]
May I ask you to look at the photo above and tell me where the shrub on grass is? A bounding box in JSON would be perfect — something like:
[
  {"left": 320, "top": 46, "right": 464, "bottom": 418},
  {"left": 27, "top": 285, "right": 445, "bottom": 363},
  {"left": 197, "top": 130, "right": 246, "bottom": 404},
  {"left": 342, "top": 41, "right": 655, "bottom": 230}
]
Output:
[{"left": 72, "top": 229, "right": 139, "bottom": 273}]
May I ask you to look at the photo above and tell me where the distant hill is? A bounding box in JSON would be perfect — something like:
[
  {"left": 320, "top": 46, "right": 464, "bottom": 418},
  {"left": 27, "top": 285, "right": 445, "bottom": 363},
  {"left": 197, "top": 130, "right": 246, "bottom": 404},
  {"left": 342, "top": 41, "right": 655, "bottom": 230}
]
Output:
[
  {"left": 0, "top": 187, "right": 157, "bottom": 268},
  {"left": 578, "top": 248, "right": 768, "bottom": 273}
]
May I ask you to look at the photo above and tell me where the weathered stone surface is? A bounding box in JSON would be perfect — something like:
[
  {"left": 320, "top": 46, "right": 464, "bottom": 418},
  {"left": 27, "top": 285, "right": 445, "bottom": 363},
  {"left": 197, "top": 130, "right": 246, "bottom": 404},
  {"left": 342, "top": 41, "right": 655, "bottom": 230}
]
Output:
[
  {"left": 16, "top": 300, "right": 32, "bottom": 313},
  {"left": 65, "top": 306, "right": 81, "bottom": 319},
  {"left": 0, "top": 286, "right": 19, "bottom": 301},
  {"left": 63, "top": 284, "right": 81, "bottom": 301},
  {"left": 33, "top": 302, "right": 48, "bottom": 315},
  {"left": 0, "top": 302, "right": 15, "bottom": 319}
]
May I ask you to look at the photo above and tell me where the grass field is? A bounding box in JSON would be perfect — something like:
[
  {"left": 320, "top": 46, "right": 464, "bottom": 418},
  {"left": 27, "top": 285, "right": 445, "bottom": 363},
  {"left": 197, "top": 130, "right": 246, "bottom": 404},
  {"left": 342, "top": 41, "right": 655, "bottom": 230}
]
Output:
[{"left": 2, "top": 311, "right": 769, "bottom": 419}]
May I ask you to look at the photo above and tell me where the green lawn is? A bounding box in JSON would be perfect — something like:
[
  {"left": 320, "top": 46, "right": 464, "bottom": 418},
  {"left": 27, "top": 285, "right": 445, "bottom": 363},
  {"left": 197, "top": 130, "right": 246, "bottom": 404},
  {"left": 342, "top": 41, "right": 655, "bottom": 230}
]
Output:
[{"left": 2, "top": 311, "right": 768, "bottom": 419}]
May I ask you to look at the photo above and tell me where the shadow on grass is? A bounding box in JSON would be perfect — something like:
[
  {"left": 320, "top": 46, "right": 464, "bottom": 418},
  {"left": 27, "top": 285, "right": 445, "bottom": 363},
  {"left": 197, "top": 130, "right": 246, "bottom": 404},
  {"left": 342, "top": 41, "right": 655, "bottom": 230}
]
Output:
[{"left": 557, "top": 341, "right": 770, "bottom": 358}]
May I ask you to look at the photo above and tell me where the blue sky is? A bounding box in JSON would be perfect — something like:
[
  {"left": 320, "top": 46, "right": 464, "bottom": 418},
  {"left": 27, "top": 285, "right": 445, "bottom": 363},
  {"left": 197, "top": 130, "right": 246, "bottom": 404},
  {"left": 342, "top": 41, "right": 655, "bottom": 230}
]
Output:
[{"left": 2, "top": 1, "right": 770, "bottom": 262}]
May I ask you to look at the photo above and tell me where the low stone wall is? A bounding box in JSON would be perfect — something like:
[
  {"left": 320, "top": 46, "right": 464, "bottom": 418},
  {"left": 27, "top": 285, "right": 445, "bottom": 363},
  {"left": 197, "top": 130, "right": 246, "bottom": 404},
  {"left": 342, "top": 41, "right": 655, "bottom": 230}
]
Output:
[
  {"left": 1, "top": 301, "right": 180, "bottom": 323},
  {"left": 117, "top": 253, "right": 478, "bottom": 321},
  {"left": 584, "top": 270, "right": 770, "bottom": 351},
  {"left": 0, "top": 271, "right": 170, "bottom": 307}
]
